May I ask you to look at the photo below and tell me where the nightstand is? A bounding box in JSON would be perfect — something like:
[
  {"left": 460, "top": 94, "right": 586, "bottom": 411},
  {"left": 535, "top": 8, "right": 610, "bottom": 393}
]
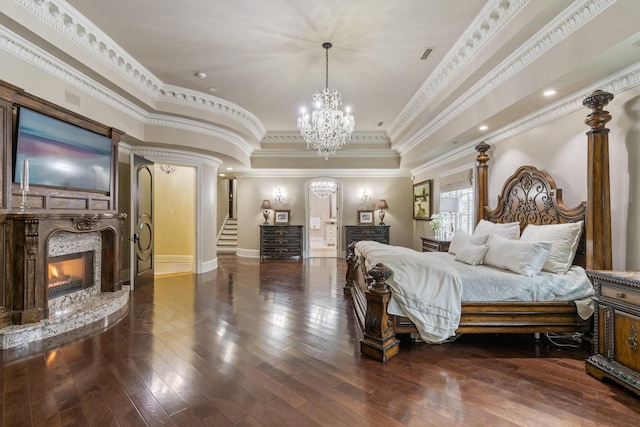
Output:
[
  {"left": 421, "top": 237, "right": 450, "bottom": 253},
  {"left": 586, "top": 270, "right": 640, "bottom": 396}
]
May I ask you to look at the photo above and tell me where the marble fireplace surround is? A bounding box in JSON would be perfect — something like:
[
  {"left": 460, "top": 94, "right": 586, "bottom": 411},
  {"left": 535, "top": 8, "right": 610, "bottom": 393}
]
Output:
[{"left": 0, "top": 213, "right": 128, "bottom": 349}]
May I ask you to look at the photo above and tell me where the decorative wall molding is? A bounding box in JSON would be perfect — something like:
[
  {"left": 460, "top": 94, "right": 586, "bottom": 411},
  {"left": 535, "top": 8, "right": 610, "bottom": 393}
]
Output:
[
  {"left": 411, "top": 59, "right": 640, "bottom": 176},
  {"left": 237, "top": 168, "right": 410, "bottom": 179},
  {"left": 387, "top": 0, "right": 529, "bottom": 140},
  {"left": 130, "top": 146, "right": 223, "bottom": 168},
  {"left": 263, "top": 131, "right": 390, "bottom": 145},
  {"left": 0, "top": 23, "right": 253, "bottom": 159},
  {"left": 251, "top": 149, "right": 399, "bottom": 159},
  {"left": 397, "top": 0, "right": 616, "bottom": 155},
  {"left": 13, "top": 0, "right": 266, "bottom": 141}
]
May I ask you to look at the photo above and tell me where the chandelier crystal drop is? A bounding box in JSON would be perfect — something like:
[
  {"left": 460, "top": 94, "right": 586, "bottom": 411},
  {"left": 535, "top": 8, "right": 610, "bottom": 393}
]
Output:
[
  {"left": 297, "top": 42, "right": 354, "bottom": 159},
  {"left": 310, "top": 181, "right": 336, "bottom": 199}
]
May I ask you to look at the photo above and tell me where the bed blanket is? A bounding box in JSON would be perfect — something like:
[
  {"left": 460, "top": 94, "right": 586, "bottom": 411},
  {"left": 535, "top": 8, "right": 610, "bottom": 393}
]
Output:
[{"left": 355, "top": 241, "right": 462, "bottom": 343}]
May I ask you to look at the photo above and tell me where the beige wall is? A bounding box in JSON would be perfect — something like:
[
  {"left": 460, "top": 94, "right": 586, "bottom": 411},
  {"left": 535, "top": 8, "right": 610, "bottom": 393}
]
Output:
[
  {"left": 236, "top": 175, "right": 413, "bottom": 256},
  {"left": 413, "top": 85, "right": 640, "bottom": 271}
]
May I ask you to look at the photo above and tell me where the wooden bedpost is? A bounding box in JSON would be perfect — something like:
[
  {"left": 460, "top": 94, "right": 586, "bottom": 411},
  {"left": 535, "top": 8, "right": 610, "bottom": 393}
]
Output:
[
  {"left": 344, "top": 242, "right": 356, "bottom": 294},
  {"left": 475, "top": 141, "right": 490, "bottom": 225},
  {"left": 360, "top": 263, "right": 400, "bottom": 362},
  {"left": 583, "top": 90, "right": 614, "bottom": 270}
]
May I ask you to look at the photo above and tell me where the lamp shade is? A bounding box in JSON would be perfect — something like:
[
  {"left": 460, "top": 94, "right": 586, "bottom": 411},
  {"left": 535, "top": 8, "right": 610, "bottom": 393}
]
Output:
[
  {"left": 376, "top": 199, "right": 389, "bottom": 210},
  {"left": 439, "top": 197, "right": 459, "bottom": 212},
  {"left": 261, "top": 199, "right": 271, "bottom": 210}
]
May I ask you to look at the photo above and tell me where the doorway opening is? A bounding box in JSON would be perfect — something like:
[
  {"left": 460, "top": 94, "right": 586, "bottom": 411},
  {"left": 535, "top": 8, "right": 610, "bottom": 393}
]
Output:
[{"left": 307, "top": 179, "right": 340, "bottom": 258}]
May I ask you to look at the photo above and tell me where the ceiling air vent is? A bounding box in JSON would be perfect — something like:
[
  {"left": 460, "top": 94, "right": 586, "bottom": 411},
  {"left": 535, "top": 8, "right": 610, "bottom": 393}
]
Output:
[{"left": 420, "top": 47, "right": 435, "bottom": 61}]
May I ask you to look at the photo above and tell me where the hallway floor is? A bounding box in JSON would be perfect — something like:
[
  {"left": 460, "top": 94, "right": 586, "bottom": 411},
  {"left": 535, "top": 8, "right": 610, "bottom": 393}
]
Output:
[{"left": 0, "top": 256, "right": 638, "bottom": 426}]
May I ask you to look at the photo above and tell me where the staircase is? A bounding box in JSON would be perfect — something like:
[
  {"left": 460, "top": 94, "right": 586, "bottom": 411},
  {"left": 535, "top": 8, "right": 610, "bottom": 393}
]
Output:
[{"left": 217, "top": 218, "right": 237, "bottom": 253}]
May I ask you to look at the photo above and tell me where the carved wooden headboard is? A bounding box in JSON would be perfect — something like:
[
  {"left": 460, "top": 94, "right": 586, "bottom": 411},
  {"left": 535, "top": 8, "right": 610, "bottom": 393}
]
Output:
[{"left": 484, "top": 165, "right": 587, "bottom": 268}]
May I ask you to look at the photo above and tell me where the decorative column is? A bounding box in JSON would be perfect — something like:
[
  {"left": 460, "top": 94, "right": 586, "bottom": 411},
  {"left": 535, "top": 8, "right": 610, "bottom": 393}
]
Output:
[{"left": 583, "top": 90, "right": 614, "bottom": 270}]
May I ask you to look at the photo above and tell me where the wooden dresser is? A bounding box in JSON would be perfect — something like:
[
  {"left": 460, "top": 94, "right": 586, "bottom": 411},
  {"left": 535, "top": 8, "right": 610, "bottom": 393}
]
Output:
[
  {"left": 345, "top": 225, "right": 389, "bottom": 247},
  {"left": 259, "top": 225, "right": 303, "bottom": 262},
  {"left": 421, "top": 237, "right": 451, "bottom": 253},
  {"left": 586, "top": 270, "right": 640, "bottom": 395}
]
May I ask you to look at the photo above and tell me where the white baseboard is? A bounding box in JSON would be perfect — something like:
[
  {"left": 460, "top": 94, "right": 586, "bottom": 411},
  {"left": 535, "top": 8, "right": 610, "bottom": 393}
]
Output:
[
  {"left": 236, "top": 248, "right": 260, "bottom": 258},
  {"left": 155, "top": 255, "right": 193, "bottom": 275}
]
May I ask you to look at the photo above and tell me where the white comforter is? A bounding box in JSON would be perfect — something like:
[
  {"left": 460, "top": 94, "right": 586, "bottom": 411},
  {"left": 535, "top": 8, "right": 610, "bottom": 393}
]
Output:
[{"left": 354, "top": 241, "right": 595, "bottom": 343}]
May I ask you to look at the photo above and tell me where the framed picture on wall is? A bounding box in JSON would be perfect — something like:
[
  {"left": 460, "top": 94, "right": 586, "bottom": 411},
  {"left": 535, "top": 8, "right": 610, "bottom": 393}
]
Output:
[
  {"left": 274, "top": 210, "right": 290, "bottom": 225},
  {"left": 358, "top": 210, "right": 374, "bottom": 225},
  {"left": 413, "top": 180, "right": 432, "bottom": 220}
]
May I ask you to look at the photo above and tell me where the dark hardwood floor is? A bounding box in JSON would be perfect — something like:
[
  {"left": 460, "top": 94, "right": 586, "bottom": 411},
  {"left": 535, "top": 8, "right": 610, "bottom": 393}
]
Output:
[{"left": 1, "top": 255, "right": 639, "bottom": 426}]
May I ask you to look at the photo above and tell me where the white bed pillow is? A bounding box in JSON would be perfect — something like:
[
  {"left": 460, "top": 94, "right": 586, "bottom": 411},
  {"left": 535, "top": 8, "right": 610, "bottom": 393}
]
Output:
[
  {"left": 454, "top": 241, "right": 489, "bottom": 266},
  {"left": 520, "top": 222, "right": 583, "bottom": 274},
  {"left": 473, "top": 219, "right": 520, "bottom": 240},
  {"left": 483, "top": 234, "right": 552, "bottom": 277},
  {"left": 448, "top": 230, "right": 489, "bottom": 255}
]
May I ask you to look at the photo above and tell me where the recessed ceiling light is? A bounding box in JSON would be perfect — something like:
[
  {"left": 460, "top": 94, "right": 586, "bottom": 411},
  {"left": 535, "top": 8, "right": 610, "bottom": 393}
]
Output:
[
  {"left": 543, "top": 89, "right": 556, "bottom": 97},
  {"left": 195, "top": 71, "right": 206, "bottom": 79},
  {"left": 208, "top": 87, "right": 217, "bottom": 93},
  {"left": 219, "top": 173, "right": 225, "bottom": 177},
  {"left": 226, "top": 167, "right": 233, "bottom": 171},
  {"left": 479, "top": 125, "right": 488, "bottom": 131}
]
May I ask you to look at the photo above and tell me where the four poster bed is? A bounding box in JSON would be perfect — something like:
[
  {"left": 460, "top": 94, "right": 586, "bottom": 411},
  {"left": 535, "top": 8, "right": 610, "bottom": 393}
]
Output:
[{"left": 345, "top": 90, "right": 615, "bottom": 362}]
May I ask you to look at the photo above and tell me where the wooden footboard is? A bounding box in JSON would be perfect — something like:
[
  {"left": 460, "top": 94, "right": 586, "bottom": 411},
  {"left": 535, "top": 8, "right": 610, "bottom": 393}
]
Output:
[{"left": 345, "top": 245, "right": 591, "bottom": 362}]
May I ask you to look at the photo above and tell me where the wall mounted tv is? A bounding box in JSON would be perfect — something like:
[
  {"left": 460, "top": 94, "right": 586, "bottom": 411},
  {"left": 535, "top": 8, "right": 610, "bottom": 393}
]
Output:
[{"left": 13, "top": 107, "right": 113, "bottom": 193}]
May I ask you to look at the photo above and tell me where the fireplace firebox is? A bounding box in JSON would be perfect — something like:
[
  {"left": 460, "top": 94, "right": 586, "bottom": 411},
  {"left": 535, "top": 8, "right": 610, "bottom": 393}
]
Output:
[{"left": 47, "top": 251, "right": 94, "bottom": 299}]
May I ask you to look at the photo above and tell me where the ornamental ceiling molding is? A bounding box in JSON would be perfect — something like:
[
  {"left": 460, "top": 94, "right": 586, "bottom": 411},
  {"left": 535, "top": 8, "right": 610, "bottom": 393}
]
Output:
[
  {"left": 146, "top": 114, "right": 254, "bottom": 156},
  {"left": 14, "top": 0, "right": 266, "bottom": 141},
  {"left": 131, "top": 146, "right": 223, "bottom": 168},
  {"left": 387, "top": 0, "right": 528, "bottom": 140},
  {"left": 251, "top": 149, "right": 399, "bottom": 159},
  {"left": 0, "top": 24, "right": 253, "bottom": 157},
  {"left": 397, "top": 0, "right": 616, "bottom": 156},
  {"left": 237, "top": 168, "right": 410, "bottom": 179},
  {"left": 262, "top": 131, "right": 390, "bottom": 145},
  {"left": 410, "top": 60, "right": 640, "bottom": 176}
]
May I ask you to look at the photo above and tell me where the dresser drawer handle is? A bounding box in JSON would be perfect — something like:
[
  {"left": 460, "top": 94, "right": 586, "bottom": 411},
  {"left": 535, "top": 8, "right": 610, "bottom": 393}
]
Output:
[
  {"left": 626, "top": 325, "right": 638, "bottom": 352},
  {"left": 615, "top": 292, "right": 626, "bottom": 299}
]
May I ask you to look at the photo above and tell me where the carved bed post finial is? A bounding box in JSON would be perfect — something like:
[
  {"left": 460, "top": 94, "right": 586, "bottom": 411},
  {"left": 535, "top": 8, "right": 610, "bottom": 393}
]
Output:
[
  {"left": 360, "top": 263, "right": 400, "bottom": 362},
  {"left": 344, "top": 242, "right": 357, "bottom": 294},
  {"left": 475, "top": 141, "right": 491, "bottom": 226},
  {"left": 583, "top": 90, "right": 614, "bottom": 270}
]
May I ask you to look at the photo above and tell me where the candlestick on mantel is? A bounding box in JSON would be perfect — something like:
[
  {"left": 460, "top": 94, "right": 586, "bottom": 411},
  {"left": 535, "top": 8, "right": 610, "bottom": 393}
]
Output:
[{"left": 22, "top": 159, "right": 29, "bottom": 191}]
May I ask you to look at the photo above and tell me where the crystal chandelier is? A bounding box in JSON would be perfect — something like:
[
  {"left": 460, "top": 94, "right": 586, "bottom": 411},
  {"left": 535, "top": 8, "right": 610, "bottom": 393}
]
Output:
[
  {"left": 310, "top": 180, "right": 336, "bottom": 198},
  {"left": 297, "top": 42, "right": 355, "bottom": 159}
]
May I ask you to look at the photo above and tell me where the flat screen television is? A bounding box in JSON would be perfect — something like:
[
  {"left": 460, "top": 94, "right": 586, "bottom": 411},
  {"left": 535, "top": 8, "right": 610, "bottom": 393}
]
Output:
[{"left": 13, "top": 107, "right": 113, "bottom": 193}]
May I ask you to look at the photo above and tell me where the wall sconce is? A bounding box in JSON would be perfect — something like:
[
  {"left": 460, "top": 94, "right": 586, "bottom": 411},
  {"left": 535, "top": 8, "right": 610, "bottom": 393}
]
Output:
[
  {"left": 275, "top": 188, "right": 284, "bottom": 204},
  {"left": 260, "top": 199, "right": 272, "bottom": 224},
  {"left": 361, "top": 187, "right": 371, "bottom": 203},
  {"left": 376, "top": 199, "right": 389, "bottom": 225}
]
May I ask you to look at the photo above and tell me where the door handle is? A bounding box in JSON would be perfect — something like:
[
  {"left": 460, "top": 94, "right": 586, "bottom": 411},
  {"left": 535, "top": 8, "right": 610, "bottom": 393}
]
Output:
[{"left": 130, "top": 234, "right": 139, "bottom": 243}]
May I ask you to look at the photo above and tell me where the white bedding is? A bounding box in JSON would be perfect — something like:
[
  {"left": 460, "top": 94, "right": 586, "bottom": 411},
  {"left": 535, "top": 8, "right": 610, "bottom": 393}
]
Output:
[{"left": 354, "top": 241, "right": 595, "bottom": 343}]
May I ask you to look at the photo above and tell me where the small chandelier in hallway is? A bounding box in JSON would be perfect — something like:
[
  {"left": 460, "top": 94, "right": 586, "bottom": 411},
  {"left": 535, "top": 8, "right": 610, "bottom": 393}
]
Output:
[
  {"left": 310, "top": 180, "right": 336, "bottom": 199},
  {"left": 297, "top": 42, "right": 355, "bottom": 159}
]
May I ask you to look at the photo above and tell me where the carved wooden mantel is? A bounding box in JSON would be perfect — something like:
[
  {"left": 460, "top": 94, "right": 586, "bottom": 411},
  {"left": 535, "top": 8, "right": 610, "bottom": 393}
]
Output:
[{"left": 4, "top": 213, "right": 126, "bottom": 325}]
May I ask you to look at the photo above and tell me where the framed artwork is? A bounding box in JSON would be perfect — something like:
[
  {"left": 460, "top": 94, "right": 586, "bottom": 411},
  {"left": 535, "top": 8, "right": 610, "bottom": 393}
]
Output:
[
  {"left": 358, "top": 210, "right": 374, "bottom": 225},
  {"left": 274, "top": 210, "right": 290, "bottom": 225},
  {"left": 413, "top": 180, "right": 432, "bottom": 220}
]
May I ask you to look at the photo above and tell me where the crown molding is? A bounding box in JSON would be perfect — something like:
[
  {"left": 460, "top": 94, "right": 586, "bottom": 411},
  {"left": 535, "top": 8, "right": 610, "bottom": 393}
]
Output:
[
  {"left": 0, "top": 23, "right": 254, "bottom": 157},
  {"left": 397, "top": 0, "right": 616, "bottom": 155},
  {"left": 387, "top": 0, "right": 528, "bottom": 141},
  {"left": 263, "top": 131, "right": 390, "bottom": 145},
  {"left": 13, "top": 0, "right": 266, "bottom": 140},
  {"left": 130, "top": 146, "right": 223, "bottom": 168},
  {"left": 410, "top": 59, "right": 640, "bottom": 176},
  {"left": 237, "top": 168, "right": 410, "bottom": 179},
  {"left": 251, "top": 148, "right": 398, "bottom": 159}
]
